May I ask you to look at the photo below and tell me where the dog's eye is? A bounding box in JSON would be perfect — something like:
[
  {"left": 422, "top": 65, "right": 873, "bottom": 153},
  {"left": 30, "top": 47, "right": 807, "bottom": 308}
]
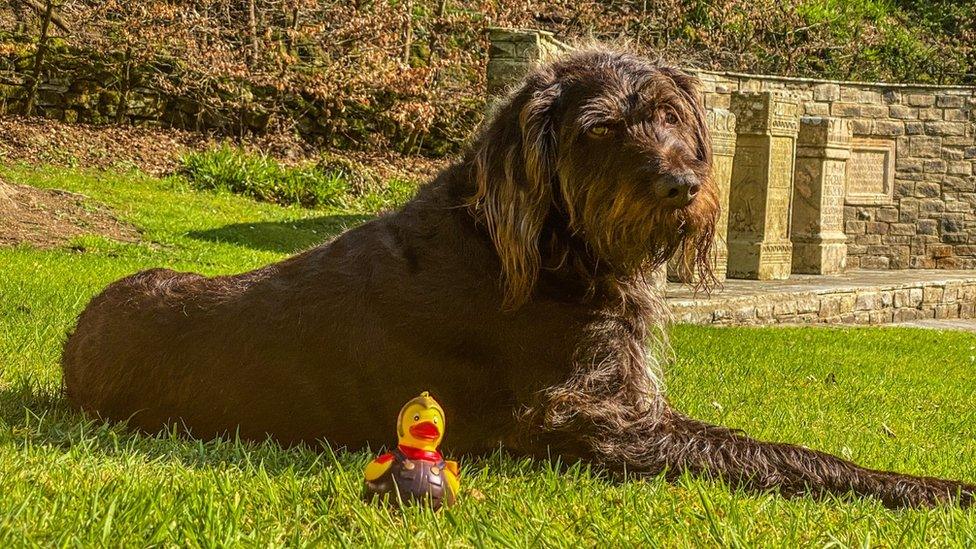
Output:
[
  {"left": 586, "top": 125, "right": 610, "bottom": 138},
  {"left": 661, "top": 108, "right": 680, "bottom": 126}
]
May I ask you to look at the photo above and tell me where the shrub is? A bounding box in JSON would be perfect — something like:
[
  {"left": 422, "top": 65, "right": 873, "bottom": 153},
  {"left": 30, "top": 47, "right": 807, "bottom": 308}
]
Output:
[
  {"left": 180, "top": 146, "right": 349, "bottom": 208},
  {"left": 350, "top": 177, "right": 419, "bottom": 213},
  {"left": 2, "top": 2, "right": 972, "bottom": 157},
  {"left": 316, "top": 152, "right": 382, "bottom": 196},
  {"left": 180, "top": 146, "right": 420, "bottom": 212}
]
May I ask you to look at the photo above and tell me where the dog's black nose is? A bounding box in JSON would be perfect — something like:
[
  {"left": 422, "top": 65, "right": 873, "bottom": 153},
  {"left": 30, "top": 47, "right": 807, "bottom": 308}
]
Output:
[{"left": 655, "top": 173, "right": 700, "bottom": 207}]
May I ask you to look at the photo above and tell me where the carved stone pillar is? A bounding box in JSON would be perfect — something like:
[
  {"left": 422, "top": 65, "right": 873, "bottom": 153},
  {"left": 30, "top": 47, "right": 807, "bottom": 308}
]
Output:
[
  {"left": 487, "top": 28, "right": 567, "bottom": 100},
  {"left": 669, "top": 108, "right": 737, "bottom": 282},
  {"left": 791, "top": 117, "right": 852, "bottom": 274},
  {"left": 650, "top": 266, "right": 668, "bottom": 294},
  {"left": 726, "top": 91, "right": 800, "bottom": 280}
]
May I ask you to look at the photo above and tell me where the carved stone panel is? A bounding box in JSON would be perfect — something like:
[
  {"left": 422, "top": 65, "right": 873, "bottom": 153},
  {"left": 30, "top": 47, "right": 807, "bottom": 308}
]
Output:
[
  {"left": 727, "top": 142, "right": 767, "bottom": 238},
  {"left": 791, "top": 117, "right": 852, "bottom": 274},
  {"left": 765, "top": 135, "right": 795, "bottom": 243},
  {"left": 727, "top": 92, "right": 800, "bottom": 280},
  {"left": 708, "top": 110, "right": 737, "bottom": 281},
  {"left": 845, "top": 138, "right": 895, "bottom": 206},
  {"left": 731, "top": 91, "right": 801, "bottom": 137}
]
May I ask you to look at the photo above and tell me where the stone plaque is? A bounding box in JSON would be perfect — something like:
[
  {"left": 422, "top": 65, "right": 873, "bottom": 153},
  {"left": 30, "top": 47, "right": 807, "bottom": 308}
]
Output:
[
  {"left": 727, "top": 144, "right": 766, "bottom": 236},
  {"left": 766, "top": 136, "right": 795, "bottom": 243},
  {"left": 845, "top": 138, "right": 894, "bottom": 206}
]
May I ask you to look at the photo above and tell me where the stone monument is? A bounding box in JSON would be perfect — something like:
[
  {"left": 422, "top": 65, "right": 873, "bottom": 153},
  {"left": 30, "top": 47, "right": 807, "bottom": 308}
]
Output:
[
  {"left": 487, "top": 28, "right": 566, "bottom": 98},
  {"left": 791, "top": 116, "right": 852, "bottom": 274},
  {"left": 726, "top": 91, "right": 801, "bottom": 280}
]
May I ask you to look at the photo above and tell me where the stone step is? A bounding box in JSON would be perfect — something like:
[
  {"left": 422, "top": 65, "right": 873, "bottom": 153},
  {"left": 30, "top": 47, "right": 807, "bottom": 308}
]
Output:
[
  {"left": 667, "top": 269, "right": 976, "bottom": 325},
  {"left": 891, "top": 319, "right": 976, "bottom": 332}
]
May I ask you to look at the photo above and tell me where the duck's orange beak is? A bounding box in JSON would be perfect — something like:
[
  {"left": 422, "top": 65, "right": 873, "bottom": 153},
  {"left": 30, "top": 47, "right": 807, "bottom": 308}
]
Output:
[{"left": 408, "top": 421, "right": 440, "bottom": 441}]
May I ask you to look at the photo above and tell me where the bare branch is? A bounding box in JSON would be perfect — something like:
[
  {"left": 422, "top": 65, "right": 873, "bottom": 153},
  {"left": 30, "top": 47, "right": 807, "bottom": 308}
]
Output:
[{"left": 11, "top": 0, "right": 69, "bottom": 34}]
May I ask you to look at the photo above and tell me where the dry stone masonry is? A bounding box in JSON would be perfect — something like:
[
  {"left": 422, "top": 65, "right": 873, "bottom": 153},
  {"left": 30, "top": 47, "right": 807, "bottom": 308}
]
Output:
[
  {"left": 669, "top": 271, "right": 976, "bottom": 326},
  {"left": 487, "top": 28, "right": 568, "bottom": 98},
  {"left": 488, "top": 28, "right": 976, "bottom": 282}
]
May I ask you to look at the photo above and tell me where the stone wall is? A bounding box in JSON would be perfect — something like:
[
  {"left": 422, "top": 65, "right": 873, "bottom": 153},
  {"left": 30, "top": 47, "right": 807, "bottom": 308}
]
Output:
[
  {"left": 670, "top": 273, "right": 976, "bottom": 326},
  {"left": 699, "top": 71, "right": 976, "bottom": 271},
  {"left": 0, "top": 50, "right": 272, "bottom": 132},
  {"left": 487, "top": 28, "right": 976, "bottom": 276}
]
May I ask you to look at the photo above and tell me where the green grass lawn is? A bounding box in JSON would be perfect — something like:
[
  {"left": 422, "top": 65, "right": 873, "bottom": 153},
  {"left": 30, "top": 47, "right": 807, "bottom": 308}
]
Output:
[{"left": 1, "top": 164, "right": 975, "bottom": 546}]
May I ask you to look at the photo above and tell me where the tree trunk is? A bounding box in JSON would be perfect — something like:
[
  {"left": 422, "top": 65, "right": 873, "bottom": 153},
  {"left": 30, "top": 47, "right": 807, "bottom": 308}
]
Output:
[
  {"left": 11, "top": 0, "right": 69, "bottom": 33},
  {"left": 23, "top": 0, "right": 54, "bottom": 117},
  {"left": 402, "top": 0, "right": 413, "bottom": 65},
  {"left": 283, "top": 5, "right": 299, "bottom": 56},
  {"left": 115, "top": 45, "right": 132, "bottom": 125},
  {"left": 248, "top": 0, "right": 260, "bottom": 64}
]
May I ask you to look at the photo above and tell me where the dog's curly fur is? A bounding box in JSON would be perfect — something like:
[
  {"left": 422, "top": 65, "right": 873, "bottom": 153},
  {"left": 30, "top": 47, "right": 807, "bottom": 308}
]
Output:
[{"left": 62, "top": 48, "right": 973, "bottom": 508}]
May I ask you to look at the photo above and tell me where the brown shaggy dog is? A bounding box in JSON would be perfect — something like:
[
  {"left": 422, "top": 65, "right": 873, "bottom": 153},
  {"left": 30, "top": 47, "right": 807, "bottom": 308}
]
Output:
[{"left": 62, "top": 49, "right": 973, "bottom": 508}]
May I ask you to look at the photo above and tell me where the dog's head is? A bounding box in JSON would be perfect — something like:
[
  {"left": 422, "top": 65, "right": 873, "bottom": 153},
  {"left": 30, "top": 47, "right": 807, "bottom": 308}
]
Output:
[{"left": 470, "top": 48, "right": 719, "bottom": 309}]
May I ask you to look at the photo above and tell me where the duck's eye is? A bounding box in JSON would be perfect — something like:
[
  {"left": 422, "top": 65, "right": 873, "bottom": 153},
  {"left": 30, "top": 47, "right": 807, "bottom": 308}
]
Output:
[
  {"left": 587, "top": 125, "right": 610, "bottom": 138},
  {"left": 433, "top": 417, "right": 438, "bottom": 424},
  {"left": 413, "top": 414, "right": 420, "bottom": 421}
]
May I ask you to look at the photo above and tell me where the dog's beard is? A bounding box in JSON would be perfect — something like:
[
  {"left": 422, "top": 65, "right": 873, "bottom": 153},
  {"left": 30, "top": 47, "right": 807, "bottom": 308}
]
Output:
[{"left": 561, "top": 176, "right": 718, "bottom": 279}]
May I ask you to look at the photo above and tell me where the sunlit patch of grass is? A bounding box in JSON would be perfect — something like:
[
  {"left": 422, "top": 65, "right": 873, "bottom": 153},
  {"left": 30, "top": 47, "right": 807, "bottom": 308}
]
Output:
[{"left": 1, "top": 164, "right": 975, "bottom": 545}]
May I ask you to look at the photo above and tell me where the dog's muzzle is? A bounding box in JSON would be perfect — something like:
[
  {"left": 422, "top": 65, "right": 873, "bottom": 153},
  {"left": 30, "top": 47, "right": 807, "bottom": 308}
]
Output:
[{"left": 654, "top": 173, "right": 700, "bottom": 208}]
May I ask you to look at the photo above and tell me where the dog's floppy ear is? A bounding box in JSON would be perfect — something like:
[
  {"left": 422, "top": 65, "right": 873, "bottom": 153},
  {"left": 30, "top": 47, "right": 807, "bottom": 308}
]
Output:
[
  {"left": 660, "top": 67, "right": 712, "bottom": 165},
  {"left": 472, "top": 69, "right": 561, "bottom": 310}
]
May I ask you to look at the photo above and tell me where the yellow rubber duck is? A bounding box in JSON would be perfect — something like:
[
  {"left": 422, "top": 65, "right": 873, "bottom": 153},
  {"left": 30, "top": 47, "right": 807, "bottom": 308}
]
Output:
[{"left": 363, "top": 391, "right": 460, "bottom": 508}]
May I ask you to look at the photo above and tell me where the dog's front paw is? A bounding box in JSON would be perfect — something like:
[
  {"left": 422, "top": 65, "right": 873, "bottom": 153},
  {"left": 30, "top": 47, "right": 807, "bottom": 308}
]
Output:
[{"left": 889, "top": 477, "right": 976, "bottom": 508}]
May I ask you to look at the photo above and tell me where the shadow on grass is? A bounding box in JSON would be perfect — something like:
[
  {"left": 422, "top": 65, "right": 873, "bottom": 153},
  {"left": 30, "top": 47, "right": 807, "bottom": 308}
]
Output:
[
  {"left": 1, "top": 379, "right": 564, "bottom": 490},
  {"left": 0, "top": 379, "right": 361, "bottom": 477},
  {"left": 186, "top": 214, "right": 374, "bottom": 253},
  {"left": 0, "top": 379, "right": 560, "bottom": 488}
]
